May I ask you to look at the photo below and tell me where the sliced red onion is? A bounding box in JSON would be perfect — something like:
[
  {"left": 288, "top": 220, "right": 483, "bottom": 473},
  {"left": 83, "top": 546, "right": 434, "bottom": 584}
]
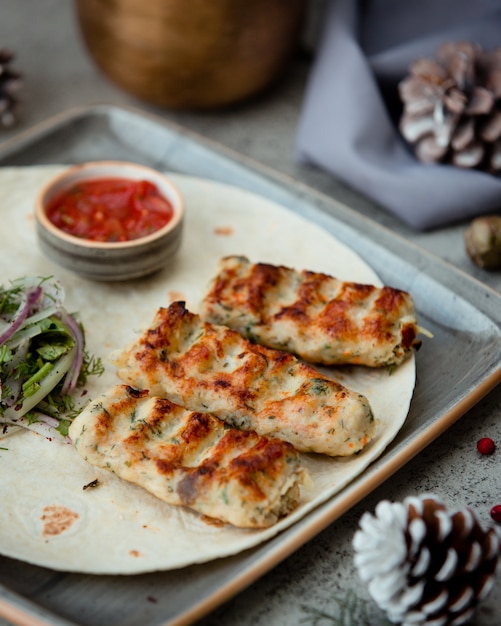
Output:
[
  {"left": 0, "top": 286, "right": 42, "bottom": 345},
  {"left": 1, "top": 345, "right": 76, "bottom": 421},
  {"left": 0, "top": 277, "right": 91, "bottom": 442},
  {"left": 58, "top": 311, "right": 85, "bottom": 394},
  {"left": 39, "top": 278, "right": 65, "bottom": 310},
  {"left": 9, "top": 413, "right": 70, "bottom": 443}
]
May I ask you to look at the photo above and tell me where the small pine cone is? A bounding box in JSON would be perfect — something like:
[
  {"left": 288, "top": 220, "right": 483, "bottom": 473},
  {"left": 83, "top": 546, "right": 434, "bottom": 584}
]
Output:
[
  {"left": 353, "top": 494, "right": 500, "bottom": 626},
  {"left": 0, "top": 49, "right": 22, "bottom": 127},
  {"left": 398, "top": 42, "right": 501, "bottom": 172}
]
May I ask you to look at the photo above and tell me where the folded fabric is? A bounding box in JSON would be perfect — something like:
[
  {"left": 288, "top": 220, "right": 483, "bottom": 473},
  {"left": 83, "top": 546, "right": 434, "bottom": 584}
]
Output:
[{"left": 296, "top": 0, "right": 501, "bottom": 230}]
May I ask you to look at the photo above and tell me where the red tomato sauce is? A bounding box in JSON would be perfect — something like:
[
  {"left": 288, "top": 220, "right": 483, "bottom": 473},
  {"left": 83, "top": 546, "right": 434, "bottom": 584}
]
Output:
[{"left": 46, "top": 177, "right": 175, "bottom": 242}]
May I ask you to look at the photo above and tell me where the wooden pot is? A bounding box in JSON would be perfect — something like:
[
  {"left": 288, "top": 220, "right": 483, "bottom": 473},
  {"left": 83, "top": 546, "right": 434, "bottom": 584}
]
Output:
[{"left": 75, "top": 0, "right": 306, "bottom": 109}]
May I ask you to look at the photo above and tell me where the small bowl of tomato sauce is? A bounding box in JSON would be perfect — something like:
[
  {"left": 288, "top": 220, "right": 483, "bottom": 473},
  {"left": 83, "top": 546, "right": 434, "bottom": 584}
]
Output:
[{"left": 35, "top": 161, "right": 184, "bottom": 281}]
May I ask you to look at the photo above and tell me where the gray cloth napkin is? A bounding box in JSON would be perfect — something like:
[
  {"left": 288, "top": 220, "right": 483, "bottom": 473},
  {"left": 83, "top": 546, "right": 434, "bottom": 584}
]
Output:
[{"left": 297, "top": 0, "right": 501, "bottom": 230}]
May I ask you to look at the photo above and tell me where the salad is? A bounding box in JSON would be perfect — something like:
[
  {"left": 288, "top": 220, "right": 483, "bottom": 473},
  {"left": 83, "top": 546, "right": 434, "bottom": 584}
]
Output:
[{"left": 0, "top": 276, "right": 103, "bottom": 442}]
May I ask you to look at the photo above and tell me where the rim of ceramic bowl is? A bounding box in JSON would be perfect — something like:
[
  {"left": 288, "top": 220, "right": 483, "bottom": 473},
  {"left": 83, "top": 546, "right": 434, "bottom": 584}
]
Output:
[{"left": 35, "top": 160, "right": 184, "bottom": 249}]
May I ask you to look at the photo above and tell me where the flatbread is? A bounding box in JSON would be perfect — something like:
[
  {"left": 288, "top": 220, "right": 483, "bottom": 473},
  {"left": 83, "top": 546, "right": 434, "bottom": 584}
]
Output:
[{"left": 0, "top": 166, "right": 415, "bottom": 574}]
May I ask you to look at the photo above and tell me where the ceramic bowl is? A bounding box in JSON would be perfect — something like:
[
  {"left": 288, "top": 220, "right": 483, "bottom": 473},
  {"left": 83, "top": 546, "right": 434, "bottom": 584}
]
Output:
[{"left": 35, "top": 161, "right": 184, "bottom": 281}]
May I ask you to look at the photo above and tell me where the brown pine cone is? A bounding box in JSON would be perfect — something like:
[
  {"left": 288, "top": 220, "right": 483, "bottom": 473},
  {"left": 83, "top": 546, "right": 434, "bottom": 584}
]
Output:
[
  {"left": 353, "top": 494, "right": 500, "bottom": 625},
  {"left": 398, "top": 42, "right": 501, "bottom": 172},
  {"left": 0, "top": 49, "right": 22, "bottom": 127}
]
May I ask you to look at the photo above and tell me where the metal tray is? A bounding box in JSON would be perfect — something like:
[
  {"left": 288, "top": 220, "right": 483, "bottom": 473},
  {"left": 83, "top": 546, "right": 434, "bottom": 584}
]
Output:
[{"left": 0, "top": 104, "right": 500, "bottom": 626}]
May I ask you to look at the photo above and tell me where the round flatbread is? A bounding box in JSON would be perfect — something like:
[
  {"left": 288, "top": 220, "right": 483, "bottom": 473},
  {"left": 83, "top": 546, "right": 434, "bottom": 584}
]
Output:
[{"left": 0, "top": 166, "right": 415, "bottom": 574}]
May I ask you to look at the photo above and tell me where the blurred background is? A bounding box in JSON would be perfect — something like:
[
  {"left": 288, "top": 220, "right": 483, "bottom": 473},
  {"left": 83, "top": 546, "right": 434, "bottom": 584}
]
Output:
[
  {"left": 0, "top": 0, "right": 335, "bottom": 207},
  {"left": 2, "top": 0, "right": 498, "bottom": 283}
]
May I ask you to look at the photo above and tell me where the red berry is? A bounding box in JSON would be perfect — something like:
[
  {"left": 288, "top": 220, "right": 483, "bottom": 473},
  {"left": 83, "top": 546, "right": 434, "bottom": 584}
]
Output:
[
  {"left": 477, "top": 437, "right": 496, "bottom": 455},
  {"left": 490, "top": 505, "right": 501, "bottom": 523}
]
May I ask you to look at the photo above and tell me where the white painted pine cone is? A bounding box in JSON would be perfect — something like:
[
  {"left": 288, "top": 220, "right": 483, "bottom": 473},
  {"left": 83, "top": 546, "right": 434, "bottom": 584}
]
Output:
[{"left": 353, "top": 494, "right": 499, "bottom": 626}]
